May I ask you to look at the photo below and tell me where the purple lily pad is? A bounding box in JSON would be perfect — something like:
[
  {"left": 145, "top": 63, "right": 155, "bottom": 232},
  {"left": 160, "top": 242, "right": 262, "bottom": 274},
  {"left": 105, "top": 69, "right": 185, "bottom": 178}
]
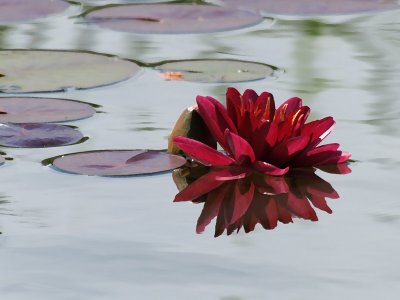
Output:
[
  {"left": 0, "top": 123, "right": 84, "bottom": 148},
  {"left": 84, "top": 4, "right": 263, "bottom": 34},
  {"left": 0, "top": 97, "right": 96, "bottom": 123},
  {"left": 51, "top": 150, "right": 187, "bottom": 176},
  {"left": 220, "top": 0, "right": 400, "bottom": 16},
  {"left": 0, "top": 0, "right": 70, "bottom": 22}
]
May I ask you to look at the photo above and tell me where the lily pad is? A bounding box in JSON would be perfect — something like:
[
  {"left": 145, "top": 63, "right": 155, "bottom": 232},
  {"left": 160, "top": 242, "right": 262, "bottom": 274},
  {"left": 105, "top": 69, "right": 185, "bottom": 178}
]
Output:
[
  {"left": 83, "top": 4, "right": 263, "bottom": 34},
  {"left": 0, "top": 50, "right": 140, "bottom": 93},
  {"left": 50, "top": 150, "right": 187, "bottom": 176},
  {"left": 220, "top": 0, "right": 400, "bottom": 16},
  {"left": 0, "top": 97, "right": 96, "bottom": 123},
  {"left": 0, "top": 123, "right": 84, "bottom": 148},
  {"left": 157, "top": 59, "right": 276, "bottom": 83},
  {"left": 0, "top": 0, "right": 70, "bottom": 22}
]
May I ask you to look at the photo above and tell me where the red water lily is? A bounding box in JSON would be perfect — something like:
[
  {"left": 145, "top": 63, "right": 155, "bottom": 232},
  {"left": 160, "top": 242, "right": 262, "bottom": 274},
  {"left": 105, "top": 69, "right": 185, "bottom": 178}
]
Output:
[
  {"left": 173, "top": 167, "right": 345, "bottom": 237},
  {"left": 174, "top": 88, "right": 350, "bottom": 176}
]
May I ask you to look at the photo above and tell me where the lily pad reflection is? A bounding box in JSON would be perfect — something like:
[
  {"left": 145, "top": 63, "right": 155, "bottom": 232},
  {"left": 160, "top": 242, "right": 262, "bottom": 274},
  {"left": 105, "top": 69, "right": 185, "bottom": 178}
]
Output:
[
  {"left": 0, "top": 50, "right": 140, "bottom": 93},
  {"left": 0, "top": 0, "right": 70, "bottom": 23},
  {"left": 49, "top": 150, "right": 187, "bottom": 176},
  {"left": 0, "top": 123, "right": 85, "bottom": 148},
  {"left": 221, "top": 0, "right": 400, "bottom": 16},
  {"left": 157, "top": 59, "right": 277, "bottom": 83},
  {"left": 83, "top": 4, "right": 263, "bottom": 34},
  {"left": 0, "top": 97, "right": 97, "bottom": 123},
  {"left": 173, "top": 166, "right": 350, "bottom": 237}
]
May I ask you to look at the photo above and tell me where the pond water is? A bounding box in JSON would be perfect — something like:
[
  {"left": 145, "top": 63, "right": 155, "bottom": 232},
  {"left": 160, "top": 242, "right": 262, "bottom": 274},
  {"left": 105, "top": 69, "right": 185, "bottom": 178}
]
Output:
[{"left": 1, "top": 1, "right": 400, "bottom": 299}]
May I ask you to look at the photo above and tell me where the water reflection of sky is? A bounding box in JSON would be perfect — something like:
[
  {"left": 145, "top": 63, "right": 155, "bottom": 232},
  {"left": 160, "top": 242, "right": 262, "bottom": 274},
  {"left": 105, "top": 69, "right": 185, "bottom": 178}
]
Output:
[{"left": 1, "top": 2, "right": 400, "bottom": 300}]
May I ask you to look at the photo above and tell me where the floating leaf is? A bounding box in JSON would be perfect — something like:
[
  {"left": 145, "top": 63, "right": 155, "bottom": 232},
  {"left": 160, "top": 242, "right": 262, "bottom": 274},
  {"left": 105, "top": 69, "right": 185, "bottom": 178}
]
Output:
[
  {"left": 83, "top": 4, "right": 263, "bottom": 34},
  {"left": 0, "top": 0, "right": 70, "bottom": 22},
  {"left": 168, "top": 106, "right": 216, "bottom": 155},
  {"left": 0, "top": 50, "right": 140, "bottom": 93},
  {"left": 50, "top": 150, "right": 187, "bottom": 176},
  {"left": 157, "top": 59, "right": 276, "bottom": 83},
  {"left": 0, "top": 97, "right": 97, "bottom": 123},
  {"left": 220, "top": 0, "right": 400, "bottom": 16},
  {"left": 0, "top": 123, "right": 84, "bottom": 148}
]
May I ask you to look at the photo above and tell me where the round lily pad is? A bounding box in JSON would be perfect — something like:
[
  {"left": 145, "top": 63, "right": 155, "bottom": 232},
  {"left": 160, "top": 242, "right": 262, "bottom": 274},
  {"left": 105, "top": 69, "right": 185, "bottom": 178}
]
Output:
[
  {"left": 0, "top": 97, "right": 96, "bottom": 123},
  {"left": 0, "top": 50, "right": 140, "bottom": 93},
  {"left": 0, "top": 123, "right": 84, "bottom": 148},
  {"left": 83, "top": 4, "right": 263, "bottom": 34},
  {"left": 50, "top": 150, "right": 187, "bottom": 176},
  {"left": 220, "top": 0, "right": 400, "bottom": 16},
  {"left": 157, "top": 59, "right": 276, "bottom": 83},
  {"left": 0, "top": 0, "right": 70, "bottom": 22}
]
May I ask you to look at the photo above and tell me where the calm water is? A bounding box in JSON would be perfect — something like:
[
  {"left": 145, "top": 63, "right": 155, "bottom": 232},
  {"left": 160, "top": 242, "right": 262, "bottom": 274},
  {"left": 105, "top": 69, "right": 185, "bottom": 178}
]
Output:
[{"left": 1, "top": 1, "right": 400, "bottom": 299}]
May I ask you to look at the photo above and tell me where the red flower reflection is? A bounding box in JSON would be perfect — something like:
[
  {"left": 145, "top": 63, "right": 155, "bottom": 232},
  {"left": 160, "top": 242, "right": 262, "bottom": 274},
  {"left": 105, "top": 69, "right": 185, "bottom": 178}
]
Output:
[
  {"left": 173, "top": 88, "right": 351, "bottom": 176},
  {"left": 174, "top": 166, "right": 350, "bottom": 237}
]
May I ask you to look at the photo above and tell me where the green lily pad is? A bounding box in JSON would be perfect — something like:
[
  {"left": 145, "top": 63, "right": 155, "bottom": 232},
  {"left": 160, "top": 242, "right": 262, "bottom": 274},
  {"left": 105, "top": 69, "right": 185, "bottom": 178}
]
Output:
[
  {"left": 221, "top": 0, "right": 400, "bottom": 16},
  {"left": 0, "top": 50, "right": 141, "bottom": 93},
  {"left": 0, "top": 97, "right": 96, "bottom": 123},
  {"left": 49, "top": 150, "right": 187, "bottom": 176},
  {"left": 156, "top": 59, "right": 276, "bottom": 83},
  {"left": 0, "top": 0, "right": 70, "bottom": 23},
  {"left": 83, "top": 4, "right": 263, "bottom": 34}
]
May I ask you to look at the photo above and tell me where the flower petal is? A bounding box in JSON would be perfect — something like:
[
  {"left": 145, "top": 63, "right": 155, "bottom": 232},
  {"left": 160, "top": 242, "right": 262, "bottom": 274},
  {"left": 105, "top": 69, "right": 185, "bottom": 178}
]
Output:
[
  {"left": 224, "top": 129, "right": 256, "bottom": 165},
  {"left": 174, "top": 136, "right": 235, "bottom": 166},
  {"left": 253, "top": 161, "right": 289, "bottom": 176},
  {"left": 302, "top": 116, "right": 335, "bottom": 145},
  {"left": 267, "top": 136, "right": 310, "bottom": 167},
  {"left": 275, "top": 97, "right": 302, "bottom": 123},
  {"left": 196, "top": 95, "right": 237, "bottom": 151},
  {"left": 174, "top": 169, "right": 226, "bottom": 202},
  {"left": 226, "top": 87, "right": 242, "bottom": 126},
  {"left": 255, "top": 91, "right": 275, "bottom": 121}
]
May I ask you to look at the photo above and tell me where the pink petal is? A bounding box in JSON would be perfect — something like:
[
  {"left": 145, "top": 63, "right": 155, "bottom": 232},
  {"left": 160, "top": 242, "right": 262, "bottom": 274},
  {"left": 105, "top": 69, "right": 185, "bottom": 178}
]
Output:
[
  {"left": 196, "top": 95, "right": 237, "bottom": 151},
  {"left": 255, "top": 91, "right": 275, "bottom": 121},
  {"left": 253, "top": 161, "right": 289, "bottom": 176},
  {"left": 226, "top": 87, "right": 241, "bottom": 126},
  {"left": 316, "top": 151, "right": 351, "bottom": 166},
  {"left": 267, "top": 136, "right": 310, "bottom": 166},
  {"left": 174, "top": 170, "right": 226, "bottom": 202},
  {"left": 224, "top": 129, "right": 256, "bottom": 165},
  {"left": 302, "top": 116, "right": 335, "bottom": 145},
  {"left": 174, "top": 136, "right": 235, "bottom": 166},
  {"left": 243, "top": 89, "right": 259, "bottom": 103},
  {"left": 275, "top": 97, "right": 302, "bottom": 123}
]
